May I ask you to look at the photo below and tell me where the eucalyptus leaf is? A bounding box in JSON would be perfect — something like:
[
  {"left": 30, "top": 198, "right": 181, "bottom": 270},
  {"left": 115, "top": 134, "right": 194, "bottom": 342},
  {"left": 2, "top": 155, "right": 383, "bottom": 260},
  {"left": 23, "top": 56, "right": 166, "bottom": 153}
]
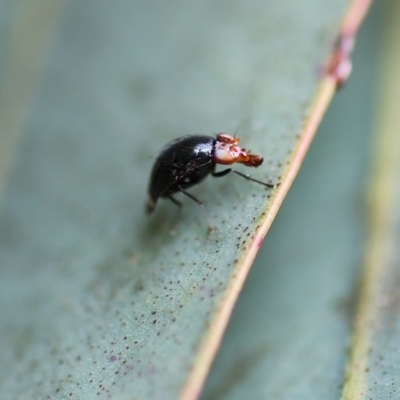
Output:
[
  {"left": 342, "top": 1, "right": 400, "bottom": 399},
  {"left": 0, "top": 1, "right": 362, "bottom": 399},
  {"left": 202, "top": 3, "right": 381, "bottom": 398}
]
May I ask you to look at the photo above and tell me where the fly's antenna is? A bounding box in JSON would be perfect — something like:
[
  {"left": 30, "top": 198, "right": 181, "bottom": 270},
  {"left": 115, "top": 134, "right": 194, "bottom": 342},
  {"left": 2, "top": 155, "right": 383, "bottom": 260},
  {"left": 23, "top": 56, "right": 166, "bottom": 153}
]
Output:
[{"left": 233, "top": 122, "right": 243, "bottom": 139}]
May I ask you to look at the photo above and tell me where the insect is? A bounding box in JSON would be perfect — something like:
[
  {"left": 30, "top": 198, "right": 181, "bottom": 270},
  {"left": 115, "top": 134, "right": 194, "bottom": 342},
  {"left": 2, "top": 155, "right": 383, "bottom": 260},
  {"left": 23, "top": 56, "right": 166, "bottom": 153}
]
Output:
[{"left": 146, "top": 133, "right": 275, "bottom": 231}]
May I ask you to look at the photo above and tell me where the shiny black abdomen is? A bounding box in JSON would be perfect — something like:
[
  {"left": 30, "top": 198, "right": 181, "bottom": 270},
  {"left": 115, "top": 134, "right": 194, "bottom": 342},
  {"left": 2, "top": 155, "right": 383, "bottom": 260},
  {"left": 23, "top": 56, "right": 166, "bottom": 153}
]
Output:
[{"left": 148, "top": 135, "right": 216, "bottom": 207}]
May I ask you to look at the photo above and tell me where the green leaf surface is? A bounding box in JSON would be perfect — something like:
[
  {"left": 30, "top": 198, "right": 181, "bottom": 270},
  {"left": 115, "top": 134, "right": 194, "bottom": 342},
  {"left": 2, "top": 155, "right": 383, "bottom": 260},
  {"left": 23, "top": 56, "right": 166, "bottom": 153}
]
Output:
[
  {"left": 202, "top": 4, "right": 381, "bottom": 399},
  {"left": 342, "top": 1, "right": 400, "bottom": 398},
  {"left": 0, "top": 1, "right": 360, "bottom": 399}
]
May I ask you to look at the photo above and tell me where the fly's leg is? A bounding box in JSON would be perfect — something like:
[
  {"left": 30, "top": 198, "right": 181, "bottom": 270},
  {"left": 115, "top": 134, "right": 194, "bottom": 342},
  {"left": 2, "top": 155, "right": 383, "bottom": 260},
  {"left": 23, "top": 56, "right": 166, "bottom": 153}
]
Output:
[
  {"left": 167, "top": 194, "right": 183, "bottom": 235},
  {"left": 177, "top": 186, "right": 213, "bottom": 232},
  {"left": 212, "top": 169, "right": 275, "bottom": 188}
]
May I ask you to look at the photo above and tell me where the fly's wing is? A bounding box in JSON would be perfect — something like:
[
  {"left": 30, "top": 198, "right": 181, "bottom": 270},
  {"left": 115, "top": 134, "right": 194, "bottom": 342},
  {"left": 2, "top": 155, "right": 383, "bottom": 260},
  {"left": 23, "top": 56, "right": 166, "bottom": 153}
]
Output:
[
  {"left": 147, "top": 158, "right": 184, "bottom": 211},
  {"left": 146, "top": 135, "right": 215, "bottom": 212}
]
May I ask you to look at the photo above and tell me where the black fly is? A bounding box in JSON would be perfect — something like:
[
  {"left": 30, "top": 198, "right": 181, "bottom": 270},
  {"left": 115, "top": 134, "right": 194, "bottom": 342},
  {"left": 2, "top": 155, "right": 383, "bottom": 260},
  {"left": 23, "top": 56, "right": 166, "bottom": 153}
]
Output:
[{"left": 146, "top": 133, "right": 274, "bottom": 231}]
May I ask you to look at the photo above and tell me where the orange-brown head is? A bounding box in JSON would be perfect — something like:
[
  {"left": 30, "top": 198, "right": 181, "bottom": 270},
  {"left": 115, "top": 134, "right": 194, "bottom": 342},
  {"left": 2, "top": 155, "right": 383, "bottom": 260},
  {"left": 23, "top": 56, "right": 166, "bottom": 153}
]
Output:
[{"left": 213, "top": 133, "right": 263, "bottom": 167}]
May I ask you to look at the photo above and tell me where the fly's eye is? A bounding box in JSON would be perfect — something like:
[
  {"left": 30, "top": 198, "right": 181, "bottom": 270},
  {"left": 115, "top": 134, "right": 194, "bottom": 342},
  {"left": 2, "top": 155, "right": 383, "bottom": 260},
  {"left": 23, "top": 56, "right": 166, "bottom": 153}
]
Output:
[
  {"left": 214, "top": 148, "right": 236, "bottom": 165},
  {"left": 216, "top": 133, "right": 234, "bottom": 143}
]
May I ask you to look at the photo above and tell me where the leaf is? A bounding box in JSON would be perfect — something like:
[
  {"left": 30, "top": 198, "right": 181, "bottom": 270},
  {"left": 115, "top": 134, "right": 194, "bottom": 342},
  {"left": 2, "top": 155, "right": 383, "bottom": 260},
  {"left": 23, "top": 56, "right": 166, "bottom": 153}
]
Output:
[
  {"left": 202, "top": 3, "right": 381, "bottom": 399},
  {"left": 341, "top": 1, "right": 400, "bottom": 398},
  {"left": 0, "top": 1, "right": 369, "bottom": 399}
]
